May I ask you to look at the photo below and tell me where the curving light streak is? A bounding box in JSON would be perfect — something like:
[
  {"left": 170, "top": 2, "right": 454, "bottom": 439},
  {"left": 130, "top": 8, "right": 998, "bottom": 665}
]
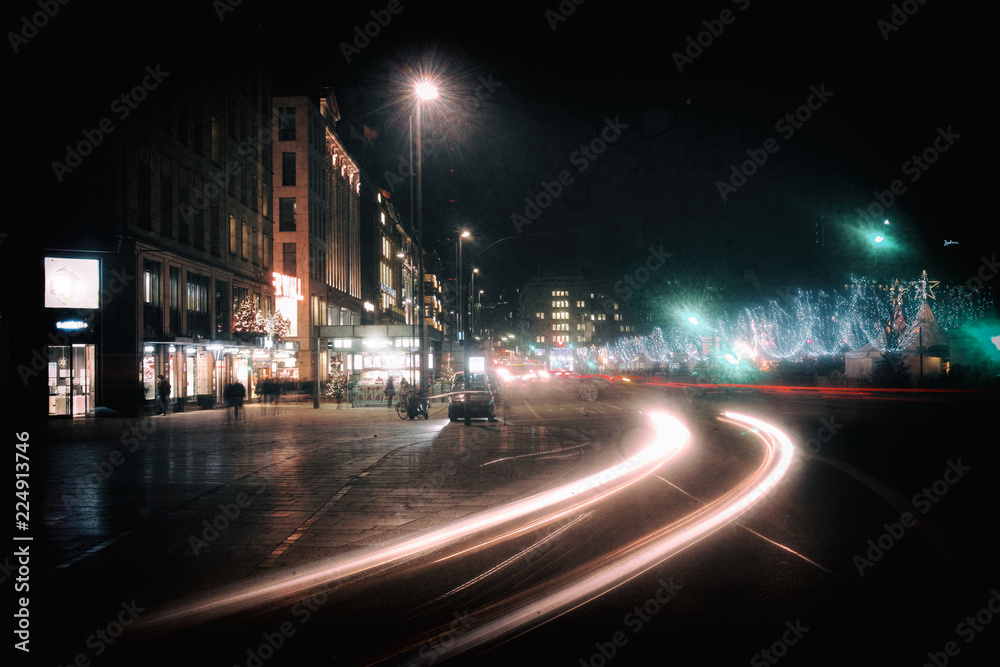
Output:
[
  {"left": 406, "top": 411, "right": 795, "bottom": 664},
  {"left": 137, "top": 413, "right": 691, "bottom": 634}
]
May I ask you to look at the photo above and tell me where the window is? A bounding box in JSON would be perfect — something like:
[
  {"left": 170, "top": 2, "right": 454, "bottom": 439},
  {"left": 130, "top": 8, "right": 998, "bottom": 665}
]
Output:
[
  {"left": 192, "top": 197, "right": 205, "bottom": 250},
  {"left": 536, "top": 336, "right": 546, "bottom": 343},
  {"left": 177, "top": 91, "right": 187, "bottom": 142},
  {"left": 233, "top": 286, "right": 248, "bottom": 319},
  {"left": 229, "top": 215, "right": 237, "bottom": 255},
  {"left": 215, "top": 281, "right": 229, "bottom": 337},
  {"left": 242, "top": 222, "right": 250, "bottom": 260},
  {"left": 279, "top": 197, "right": 296, "bottom": 231},
  {"left": 282, "top": 152, "right": 296, "bottom": 186},
  {"left": 535, "top": 312, "right": 544, "bottom": 319},
  {"left": 177, "top": 187, "right": 189, "bottom": 244},
  {"left": 278, "top": 107, "right": 295, "bottom": 141},
  {"left": 283, "top": 242, "right": 296, "bottom": 275},
  {"left": 138, "top": 161, "right": 151, "bottom": 230},
  {"left": 210, "top": 115, "right": 221, "bottom": 164},
  {"left": 577, "top": 300, "right": 586, "bottom": 307},
  {"left": 160, "top": 177, "right": 173, "bottom": 238},
  {"left": 210, "top": 203, "right": 220, "bottom": 255},
  {"left": 169, "top": 267, "right": 181, "bottom": 334},
  {"left": 192, "top": 106, "right": 203, "bottom": 155},
  {"left": 143, "top": 260, "right": 162, "bottom": 337}
]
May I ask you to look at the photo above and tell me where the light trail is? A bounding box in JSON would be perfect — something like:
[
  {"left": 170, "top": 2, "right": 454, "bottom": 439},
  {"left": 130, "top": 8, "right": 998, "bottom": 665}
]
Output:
[
  {"left": 393, "top": 411, "right": 796, "bottom": 664},
  {"left": 135, "top": 412, "right": 691, "bottom": 635}
]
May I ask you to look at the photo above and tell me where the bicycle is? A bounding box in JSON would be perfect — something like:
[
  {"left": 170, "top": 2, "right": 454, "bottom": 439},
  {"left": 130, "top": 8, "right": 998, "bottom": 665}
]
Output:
[{"left": 395, "top": 393, "right": 410, "bottom": 419}]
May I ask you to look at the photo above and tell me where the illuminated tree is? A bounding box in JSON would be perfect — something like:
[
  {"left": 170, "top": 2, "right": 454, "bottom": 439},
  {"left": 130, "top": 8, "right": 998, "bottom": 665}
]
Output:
[{"left": 233, "top": 296, "right": 266, "bottom": 335}]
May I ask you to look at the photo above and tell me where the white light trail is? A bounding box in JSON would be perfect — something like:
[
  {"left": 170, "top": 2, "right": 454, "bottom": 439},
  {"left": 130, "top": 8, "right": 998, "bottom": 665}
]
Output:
[
  {"left": 413, "top": 411, "right": 796, "bottom": 663},
  {"left": 137, "top": 413, "right": 691, "bottom": 634}
]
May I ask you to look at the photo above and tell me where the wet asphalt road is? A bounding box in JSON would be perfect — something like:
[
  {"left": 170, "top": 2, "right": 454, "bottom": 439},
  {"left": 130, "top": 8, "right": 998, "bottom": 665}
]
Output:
[{"left": 23, "top": 378, "right": 1000, "bottom": 666}]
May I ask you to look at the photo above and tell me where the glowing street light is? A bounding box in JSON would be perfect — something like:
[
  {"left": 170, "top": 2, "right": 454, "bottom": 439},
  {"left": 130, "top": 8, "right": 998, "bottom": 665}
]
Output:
[{"left": 415, "top": 81, "right": 438, "bottom": 101}]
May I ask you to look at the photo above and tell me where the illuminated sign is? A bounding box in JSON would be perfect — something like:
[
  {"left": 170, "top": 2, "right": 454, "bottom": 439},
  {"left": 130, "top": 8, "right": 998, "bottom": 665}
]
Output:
[
  {"left": 380, "top": 283, "right": 397, "bottom": 298},
  {"left": 469, "top": 356, "right": 485, "bottom": 373},
  {"left": 56, "top": 320, "right": 88, "bottom": 330},
  {"left": 362, "top": 339, "right": 392, "bottom": 348},
  {"left": 363, "top": 301, "right": 375, "bottom": 312},
  {"left": 272, "top": 272, "right": 304, "bottom": 300},
  {"left": 45, "top": 257, "right": 100, "bottom": 309}
]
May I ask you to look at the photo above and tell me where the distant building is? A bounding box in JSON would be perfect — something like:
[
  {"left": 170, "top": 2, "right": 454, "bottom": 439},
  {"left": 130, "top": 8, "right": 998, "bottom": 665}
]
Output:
[{"left": 518, "top": 276, "right": 638, "bottom": 369}]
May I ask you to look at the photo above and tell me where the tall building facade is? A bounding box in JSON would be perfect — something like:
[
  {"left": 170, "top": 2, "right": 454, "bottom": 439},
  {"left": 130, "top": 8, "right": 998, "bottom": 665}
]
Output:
[
  {"left": 30, "top": 28, "right": 275, "bottom": 418},
  {"left": 271, "top": 93, "right": 434, "bottom": 385}
]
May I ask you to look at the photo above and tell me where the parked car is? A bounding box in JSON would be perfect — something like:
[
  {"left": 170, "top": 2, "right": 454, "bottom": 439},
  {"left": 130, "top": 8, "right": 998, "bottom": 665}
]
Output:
[{"left": 448, "top": 373, "right": 496, "bottom": 421}]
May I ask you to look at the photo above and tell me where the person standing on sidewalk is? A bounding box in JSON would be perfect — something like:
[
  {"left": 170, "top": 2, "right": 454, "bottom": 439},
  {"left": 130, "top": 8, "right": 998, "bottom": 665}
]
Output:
[
  {"left": 232, "top": 379, "right": 246, "bottom": 420},
  {"left": 385, "top": 376, "right": 395, "bottom": 408},
  {"left": 156, "top": 374, "right": 170, "bottom": 415}
]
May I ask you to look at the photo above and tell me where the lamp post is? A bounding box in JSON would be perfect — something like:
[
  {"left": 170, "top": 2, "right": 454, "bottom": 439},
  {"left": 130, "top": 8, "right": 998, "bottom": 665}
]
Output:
[
  {"left": 414, "top": 81, "right": 438, "bottom": 392},
  {"left": 457, "top": 231, "right": 470, "bottom": 340},
  {"left": 477, "top": 289, "right": 484, "bottom": 339},
  {"left": 470, "top": 267, "right": 478, "bottom": 338}
]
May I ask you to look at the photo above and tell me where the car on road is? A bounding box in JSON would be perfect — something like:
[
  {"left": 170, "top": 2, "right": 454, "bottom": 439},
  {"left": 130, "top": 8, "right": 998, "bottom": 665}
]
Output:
[{"left": 448, "top": 372, "right": 497, "bottom": 421}]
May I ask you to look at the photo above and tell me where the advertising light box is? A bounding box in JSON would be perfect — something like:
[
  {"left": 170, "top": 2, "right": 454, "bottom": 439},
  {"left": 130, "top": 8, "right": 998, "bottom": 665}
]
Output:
[{"left": 45, "top": 257, "right": 100, "bottom": 309}]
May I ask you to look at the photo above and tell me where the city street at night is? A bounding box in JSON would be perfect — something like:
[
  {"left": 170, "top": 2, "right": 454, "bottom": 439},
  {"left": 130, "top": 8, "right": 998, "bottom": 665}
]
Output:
[
  {"left": 23, "top": 378, "right": 999, "bottom": 666},
  {"left": 4, "top": 1, "right": 996, "bottom": 665}
]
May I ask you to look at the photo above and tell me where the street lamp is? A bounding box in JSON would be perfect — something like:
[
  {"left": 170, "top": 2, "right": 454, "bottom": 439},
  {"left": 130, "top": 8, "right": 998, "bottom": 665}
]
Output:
[
  {"left": 413, "top": 79, "right": 438, "bottom": 392},
  {"left": 470, "top": 267, "right": 479, "bottom": 337},
  {"left": 457, "top": 231, "right": 470, "bottom": 340},
  {"left": 477, "top": 289, "right": 484, "bottom": 338}
]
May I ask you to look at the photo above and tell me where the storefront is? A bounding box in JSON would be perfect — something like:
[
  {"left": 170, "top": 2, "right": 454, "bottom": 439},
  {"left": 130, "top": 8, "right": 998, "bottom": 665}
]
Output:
[
  {"left": 44, "top": 255, "right": 101, "bottom": 417},
  {"left": 141, "top": 339, "right": 279, "bottom": 410},
  {"left": 320, "top": 324, "right": 438, "bottom": 406},
  {"left": 48, "top": 342, "right": 96, "bottom": 416}
]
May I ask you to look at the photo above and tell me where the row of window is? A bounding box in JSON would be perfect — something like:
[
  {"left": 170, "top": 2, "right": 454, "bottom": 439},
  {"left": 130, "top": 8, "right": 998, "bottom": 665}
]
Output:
[
  {"left": 142, "top": 260, "right": 270, "bottom": 339},
  {"left": 531, "top": 326, "right": 633, "bottom": 345}
]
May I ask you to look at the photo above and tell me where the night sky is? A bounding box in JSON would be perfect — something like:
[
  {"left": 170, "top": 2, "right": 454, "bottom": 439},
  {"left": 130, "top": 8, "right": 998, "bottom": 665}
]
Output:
[{"left": 11, "top": 0, "right": 988, "bottom": 308}]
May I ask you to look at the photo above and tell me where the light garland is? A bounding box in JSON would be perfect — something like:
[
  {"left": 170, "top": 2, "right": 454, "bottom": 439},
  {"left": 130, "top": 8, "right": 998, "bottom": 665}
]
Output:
[{"left": 575, "top": 272, "right": 992, "bottom": 368}]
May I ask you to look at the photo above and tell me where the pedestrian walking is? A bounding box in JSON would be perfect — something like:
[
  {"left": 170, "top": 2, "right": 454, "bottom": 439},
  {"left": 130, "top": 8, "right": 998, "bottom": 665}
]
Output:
[
  {"left": 385, "top": 376, "right": 395, "bottom": 408},
  {"left": 156, "top": 374, "right": 170, "bottom": 415},
  {"left": 232, "top": 379, "right": 246, "bottom": 420}
]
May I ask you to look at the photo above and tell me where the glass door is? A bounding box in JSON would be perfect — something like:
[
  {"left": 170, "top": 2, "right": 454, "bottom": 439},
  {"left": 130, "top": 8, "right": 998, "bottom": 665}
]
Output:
[{"left": 48, "top": 344, "right": 96, "bottom": 416}]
